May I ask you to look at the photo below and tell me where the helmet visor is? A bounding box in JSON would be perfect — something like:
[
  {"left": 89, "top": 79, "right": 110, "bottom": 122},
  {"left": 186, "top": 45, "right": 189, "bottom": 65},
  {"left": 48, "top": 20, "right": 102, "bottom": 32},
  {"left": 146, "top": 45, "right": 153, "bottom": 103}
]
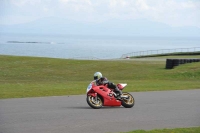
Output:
[{"left": 94, "top": 76, "right": 98, "bottom": 80}]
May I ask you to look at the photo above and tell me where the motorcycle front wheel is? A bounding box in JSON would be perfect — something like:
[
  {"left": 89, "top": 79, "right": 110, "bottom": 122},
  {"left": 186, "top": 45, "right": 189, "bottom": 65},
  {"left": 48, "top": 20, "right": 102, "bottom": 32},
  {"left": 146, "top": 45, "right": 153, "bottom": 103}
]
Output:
[
  {"left": 86, "top": 95, "right": 103, "bottom": 109},
  {"left": 121, "top": 92, "right": 135, "bottom": 108}
]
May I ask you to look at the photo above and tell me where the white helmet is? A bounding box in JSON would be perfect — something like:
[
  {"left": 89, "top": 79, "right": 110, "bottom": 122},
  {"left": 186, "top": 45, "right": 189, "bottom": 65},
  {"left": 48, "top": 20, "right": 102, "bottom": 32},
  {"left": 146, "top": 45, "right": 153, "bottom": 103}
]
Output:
[{"left": 94, "top": 72, "right": 102, "bottom": 80}]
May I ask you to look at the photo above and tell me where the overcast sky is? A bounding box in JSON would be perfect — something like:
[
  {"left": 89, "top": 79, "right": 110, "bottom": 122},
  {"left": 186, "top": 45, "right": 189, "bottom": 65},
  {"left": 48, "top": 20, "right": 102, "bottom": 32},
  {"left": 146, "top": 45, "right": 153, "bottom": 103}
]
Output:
[{"left": 0, "top": 0, "right": 200, "bottom": 28}]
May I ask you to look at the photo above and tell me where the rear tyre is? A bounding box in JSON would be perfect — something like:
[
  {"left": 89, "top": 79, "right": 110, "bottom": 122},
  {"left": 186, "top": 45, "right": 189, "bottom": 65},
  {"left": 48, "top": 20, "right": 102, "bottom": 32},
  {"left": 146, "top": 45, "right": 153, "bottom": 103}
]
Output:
[
  {"left": 121, "top": 92, "right": 135, "bottom": 108},
  {"left": 86, "top": 95, "right": 103, "bottom": 109}
]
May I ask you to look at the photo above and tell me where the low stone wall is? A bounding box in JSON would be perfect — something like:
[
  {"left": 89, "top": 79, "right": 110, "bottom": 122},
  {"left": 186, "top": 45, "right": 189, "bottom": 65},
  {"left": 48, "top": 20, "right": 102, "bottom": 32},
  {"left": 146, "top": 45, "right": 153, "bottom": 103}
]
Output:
[{"left": 165, "top": 59, "right": 200, "bottom": 69}]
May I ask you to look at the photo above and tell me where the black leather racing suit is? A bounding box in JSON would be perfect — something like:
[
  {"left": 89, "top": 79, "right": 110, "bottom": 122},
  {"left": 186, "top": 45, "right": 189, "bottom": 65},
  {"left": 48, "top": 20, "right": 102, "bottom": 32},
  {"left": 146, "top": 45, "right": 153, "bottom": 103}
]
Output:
[{"left": 95, "top": 77, "right": 122, "bottom": 96}]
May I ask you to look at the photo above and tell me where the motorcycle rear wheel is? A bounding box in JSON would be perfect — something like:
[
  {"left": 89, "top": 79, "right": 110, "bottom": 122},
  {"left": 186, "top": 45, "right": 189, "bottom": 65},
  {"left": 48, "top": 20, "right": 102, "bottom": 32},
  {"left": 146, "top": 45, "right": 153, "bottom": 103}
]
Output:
[
  {"left": 121, "top": 92, "right": 135, "bottom": 108},
  {"left": 86, "top": 95, "right": 103, "bottom": 109}
]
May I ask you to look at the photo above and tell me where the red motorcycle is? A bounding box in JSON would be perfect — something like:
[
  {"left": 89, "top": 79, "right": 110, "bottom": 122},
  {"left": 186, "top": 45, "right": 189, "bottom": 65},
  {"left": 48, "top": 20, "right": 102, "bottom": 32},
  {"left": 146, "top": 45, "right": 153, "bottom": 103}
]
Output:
[{"left": 86, "top": 81, "right": 135, "bottom": 109}]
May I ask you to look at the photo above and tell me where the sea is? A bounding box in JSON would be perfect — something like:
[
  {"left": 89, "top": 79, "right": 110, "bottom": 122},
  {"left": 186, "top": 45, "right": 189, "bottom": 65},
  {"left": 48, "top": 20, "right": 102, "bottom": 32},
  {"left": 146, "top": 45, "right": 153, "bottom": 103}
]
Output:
[{"left": 0, "top": 33, "right": 200, "bottom": 59}]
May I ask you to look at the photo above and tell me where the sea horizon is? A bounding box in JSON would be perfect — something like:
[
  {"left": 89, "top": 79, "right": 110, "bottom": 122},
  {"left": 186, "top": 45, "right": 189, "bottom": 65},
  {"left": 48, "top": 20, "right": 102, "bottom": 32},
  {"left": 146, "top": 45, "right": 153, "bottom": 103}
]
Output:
[{"left": 0, "top": 33, "right": 200, "bottom": 59}]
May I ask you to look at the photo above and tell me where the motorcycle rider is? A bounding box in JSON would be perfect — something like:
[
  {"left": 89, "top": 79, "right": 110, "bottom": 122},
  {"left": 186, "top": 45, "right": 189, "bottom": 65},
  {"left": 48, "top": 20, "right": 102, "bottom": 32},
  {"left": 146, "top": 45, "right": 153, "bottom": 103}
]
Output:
[{"left": 93, "top": 72, "right": 122, "bottom": 99}]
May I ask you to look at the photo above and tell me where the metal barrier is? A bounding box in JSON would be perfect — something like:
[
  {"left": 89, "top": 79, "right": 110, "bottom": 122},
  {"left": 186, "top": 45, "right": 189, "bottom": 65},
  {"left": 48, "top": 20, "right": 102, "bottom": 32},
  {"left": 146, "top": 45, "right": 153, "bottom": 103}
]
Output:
[{"left": 121, "top": 47, "right": 200, "bottom": 59}]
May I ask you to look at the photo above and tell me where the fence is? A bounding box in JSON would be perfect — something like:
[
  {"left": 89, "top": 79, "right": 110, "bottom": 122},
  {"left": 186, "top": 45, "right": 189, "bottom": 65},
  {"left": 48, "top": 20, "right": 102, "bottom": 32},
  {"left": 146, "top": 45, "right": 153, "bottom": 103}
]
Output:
[{"left": 121, "top": 47, "right": 200, "bottom": 59}]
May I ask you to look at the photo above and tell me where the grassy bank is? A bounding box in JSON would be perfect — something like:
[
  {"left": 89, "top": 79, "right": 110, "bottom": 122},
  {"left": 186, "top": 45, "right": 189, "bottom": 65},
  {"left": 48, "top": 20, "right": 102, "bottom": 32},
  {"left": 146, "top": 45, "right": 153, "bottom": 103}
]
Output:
[
  {"left": 123, "top": 127, "right": 200, "bottom": 133},
  {"left": 0, "top": 55, "right": 200, "bottom": 99}
]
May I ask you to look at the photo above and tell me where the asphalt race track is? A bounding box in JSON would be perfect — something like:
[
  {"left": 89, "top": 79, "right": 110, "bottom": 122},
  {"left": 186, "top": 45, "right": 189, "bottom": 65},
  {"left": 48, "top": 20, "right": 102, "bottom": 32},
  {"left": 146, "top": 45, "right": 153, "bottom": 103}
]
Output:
[{"left": 0, "top": 89, "right": 200, "bottom": 133}]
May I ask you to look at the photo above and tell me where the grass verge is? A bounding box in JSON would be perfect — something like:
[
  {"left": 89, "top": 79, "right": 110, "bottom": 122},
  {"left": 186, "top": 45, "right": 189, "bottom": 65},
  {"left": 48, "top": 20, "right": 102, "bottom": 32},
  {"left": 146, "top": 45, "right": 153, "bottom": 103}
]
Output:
[
  {"left": 0, "top": 55, "right": 200, "bottom": 99},
  {"left": 123, "top": 127, "right": 200, "bottom": 133}
]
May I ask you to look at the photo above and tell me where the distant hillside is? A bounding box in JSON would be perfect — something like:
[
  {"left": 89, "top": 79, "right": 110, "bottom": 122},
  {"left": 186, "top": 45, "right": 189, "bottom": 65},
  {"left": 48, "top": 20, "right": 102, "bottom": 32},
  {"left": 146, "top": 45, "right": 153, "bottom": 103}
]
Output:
[{"left": 0, "top": 17, "right": 200, "bottom": 37}]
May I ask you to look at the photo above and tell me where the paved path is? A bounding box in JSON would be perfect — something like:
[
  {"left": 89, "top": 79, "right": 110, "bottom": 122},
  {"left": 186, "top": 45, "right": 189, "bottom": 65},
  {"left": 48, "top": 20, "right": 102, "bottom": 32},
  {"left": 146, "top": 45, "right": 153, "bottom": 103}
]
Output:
[{"left": 0, "top": 89, "right": 200, "bottom": 133}]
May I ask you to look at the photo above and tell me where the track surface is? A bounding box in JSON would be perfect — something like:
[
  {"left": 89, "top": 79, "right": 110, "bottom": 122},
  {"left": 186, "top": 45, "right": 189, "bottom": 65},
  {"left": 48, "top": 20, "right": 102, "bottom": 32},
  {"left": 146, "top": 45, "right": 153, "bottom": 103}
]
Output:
[{"left": 0, "top": 89, "right": 200, "bottom": 133}]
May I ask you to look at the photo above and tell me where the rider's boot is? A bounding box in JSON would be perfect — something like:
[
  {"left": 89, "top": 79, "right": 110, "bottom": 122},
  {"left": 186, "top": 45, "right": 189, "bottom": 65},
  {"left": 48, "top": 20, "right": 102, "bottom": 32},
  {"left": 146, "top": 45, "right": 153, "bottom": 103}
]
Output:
[{"left": 115, "top": 87, "right": 122, "bottom": 99}]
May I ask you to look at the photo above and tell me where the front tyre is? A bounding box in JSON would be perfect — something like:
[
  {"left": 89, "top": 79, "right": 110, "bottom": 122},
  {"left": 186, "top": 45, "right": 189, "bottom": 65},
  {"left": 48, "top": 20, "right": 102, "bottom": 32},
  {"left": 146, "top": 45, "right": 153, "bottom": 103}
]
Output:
[
  {"left": 86, "top": 95, "right": 103, "bottom": 109},
  {"left": 121, "top": 92, "right": 135, "bottom": 108}
]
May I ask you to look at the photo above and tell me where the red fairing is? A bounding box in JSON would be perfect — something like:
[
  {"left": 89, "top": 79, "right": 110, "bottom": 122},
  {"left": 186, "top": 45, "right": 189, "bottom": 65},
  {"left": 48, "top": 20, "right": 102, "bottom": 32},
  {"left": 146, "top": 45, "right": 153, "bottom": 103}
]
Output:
[
  {"left": 87, "top": 83, "right": 121, "bottom": 106},
  {"left": 117, "top": 83, "right": 127, "bottom": 90}
]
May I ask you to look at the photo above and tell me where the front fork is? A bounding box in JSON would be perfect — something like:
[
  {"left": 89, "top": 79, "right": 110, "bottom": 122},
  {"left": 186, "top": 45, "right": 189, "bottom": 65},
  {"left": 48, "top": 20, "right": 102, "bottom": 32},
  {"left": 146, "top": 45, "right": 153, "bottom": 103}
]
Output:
[
  {"left": 94, "top": 93, "right": 97, "bottom": 102},
  {"left": 89, "top": 93, "right": 98, "bottom": 104}
]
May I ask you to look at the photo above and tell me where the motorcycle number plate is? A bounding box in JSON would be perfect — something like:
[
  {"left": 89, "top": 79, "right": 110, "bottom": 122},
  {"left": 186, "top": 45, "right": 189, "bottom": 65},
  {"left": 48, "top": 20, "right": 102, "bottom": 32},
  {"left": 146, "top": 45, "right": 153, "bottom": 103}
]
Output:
[{"left": 86, "top": 83, "right": 92, "bottom": 92}]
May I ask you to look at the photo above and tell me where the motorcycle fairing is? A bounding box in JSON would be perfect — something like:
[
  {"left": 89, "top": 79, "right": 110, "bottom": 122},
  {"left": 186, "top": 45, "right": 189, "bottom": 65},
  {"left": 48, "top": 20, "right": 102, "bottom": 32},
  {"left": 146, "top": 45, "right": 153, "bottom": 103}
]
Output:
[
  {"left": 87, "top": 83, "right": 121, "bottom": 106},
  {"left": 117, "top": 83, "right": 127, "bottom": 90}
]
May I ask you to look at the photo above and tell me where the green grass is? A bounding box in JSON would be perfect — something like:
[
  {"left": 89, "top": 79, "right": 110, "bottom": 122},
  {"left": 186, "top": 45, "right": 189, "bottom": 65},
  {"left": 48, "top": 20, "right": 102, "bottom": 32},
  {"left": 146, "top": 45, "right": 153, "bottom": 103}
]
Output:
[
  {"left": 123, "top": 127, "right": 200, "bottom": 133},
  {"left": 0, "top": 55, "right": 200, "bottom": 99}
]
